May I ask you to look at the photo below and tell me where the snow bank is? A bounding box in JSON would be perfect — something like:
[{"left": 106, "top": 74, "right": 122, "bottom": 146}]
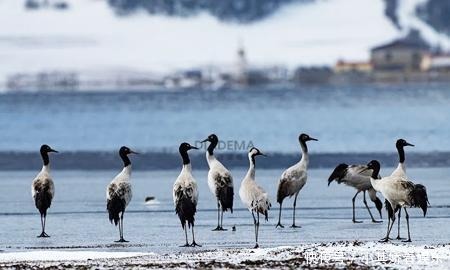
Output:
[
  {"left": 1, "top": 241, "right": 450, "bottom": 269},
  {"left": 0, "top": 0, "right": 398, "bottom": 80},
  {"left": 0, "top": 250, "right": 148, "bottom": 262}
]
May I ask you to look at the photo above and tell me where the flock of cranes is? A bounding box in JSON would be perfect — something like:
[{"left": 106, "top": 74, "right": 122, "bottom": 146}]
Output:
[{"left": 30, "top": 134, "right": 429, "bottom": 248}]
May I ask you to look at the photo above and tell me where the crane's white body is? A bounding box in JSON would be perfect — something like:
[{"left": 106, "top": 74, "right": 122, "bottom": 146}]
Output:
[
  {"left": 206, "top": 153, "right": 233, "bottom": 198},
  {"left": 239, "top": 155, "right": 270, "bottom": 213},
  {"left": 173, "top": 164, "right": 199, "bottom": 207},
  {"left": 106, "top": 165, "right": 132, "bottom": 207},
  {"left": 31, "top": 165, "right": 55, "bottom": 202}
]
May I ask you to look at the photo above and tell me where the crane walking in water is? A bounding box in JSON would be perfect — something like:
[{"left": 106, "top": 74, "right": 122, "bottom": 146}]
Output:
[
  {"left": 32, "top": 144, "right": 58, "bottom": 238},
  {"left": 173, "top": 142, "right": 201, "bottom": 247},
  {"left": 276, "top": 133, "right": 317, "bottom": 228},
  {"left": 106, "top": 146, "right": 138, "bottom": 242},
  {"left": 202, "top": 134, "right": 234, "bottom": 231},
  {"left": 387, "top": 139, "right": 414, "bottom": 239},
  {"left": 239, "top": 147, "right": 271, "bottom": 248},
  {"left": 328, "top": 163, "right": 383, "bottom": 223},
  {"left": 366, "top": 160, "right": 429, "bottom": 242}
]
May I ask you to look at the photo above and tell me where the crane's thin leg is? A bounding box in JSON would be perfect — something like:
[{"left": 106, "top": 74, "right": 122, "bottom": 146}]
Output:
[
  {"left": 291, "top": 192, "right": 301, "bottom": 228},
  {"left": 213, "top": 201, "right": 222, "bottom": 231},
  {"left": 255, "top": 212, "right": 260, "bottom": 248},
  {"left": 220, "top": 208, "right": 227, "bottom": 231},
  {"left": 352, "top": 191, "right": 362, "bottom": 223},
  {"left": 43, "top": 215, "right": 49, "bottom": 237},
  {"left": 115, "top": 212, "right": 128, "bottom": 242},
  {"left": 252, "top": 211, "right": 259, "bottom": 248},
  {"left": 380, "top": 209, "right": 396, "bottom": 242},
  {"left": 180, "top": 223, "right": 190, "bottom": 247},
  {"left": 191, "top": 224, "right": 202, "bottom": 247},
  {"left": 363, "top": 191, "right": 382, "bottom": 223},
  {"left": 396, "top": 209, "right": 404, "bottom": 240},
  {"left": 38, "top": 214, "right": 49, "bottom": 237},
  {"left": 402, "top": 208, "right": 411, "bottom": 242},
  {"left": 276, "top": 202, "right": 284, "bottom": 228}
]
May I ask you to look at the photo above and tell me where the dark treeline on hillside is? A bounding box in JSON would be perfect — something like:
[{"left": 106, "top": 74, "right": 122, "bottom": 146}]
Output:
[
  {"left": 384, "top": 0, "right": 450, "bottom": 36},
  {"left": 107, "top": 0, "right": 313, "bottom": 23}
]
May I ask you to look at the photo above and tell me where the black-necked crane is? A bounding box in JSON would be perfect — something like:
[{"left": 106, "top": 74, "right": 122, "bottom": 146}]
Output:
[
  {"left": 275, "top": 133, "right": 317, "bottom": 228},
  {"left": 173, "top": 142, "right": 201, "bottom": 247},
  {"left": 387, "top": 139, "right": 414, "bottom": 240},
  {"left": 202, "top": 134, "right": 234, "bottom": 231},
  {"left": 239, "top": 147, "right": 271, "bottom": 248},
  {"left": 328, "top": 164, "right": 383, "bottom": 223},
  {"left": 31, "top": 144, "right": 58, "bottom": 238},
  {"left": 366, "top": 160, "right": 429, "bottom": 242},
  {"left": 106, "top": 146, "right": 138, "bottom": 242}
]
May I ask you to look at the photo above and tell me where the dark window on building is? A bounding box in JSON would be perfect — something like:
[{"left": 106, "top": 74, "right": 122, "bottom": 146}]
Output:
[{"left": 385, "top": 52, "right": 393, "bottom": 62}]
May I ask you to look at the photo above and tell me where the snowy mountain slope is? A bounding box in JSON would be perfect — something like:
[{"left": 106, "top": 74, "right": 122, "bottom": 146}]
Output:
[
  {"left": 394, "top": 0, "right": 450, "bottom": 49},
  {"left": 0, "top": 0, "right": 446, "bottom": 86}
]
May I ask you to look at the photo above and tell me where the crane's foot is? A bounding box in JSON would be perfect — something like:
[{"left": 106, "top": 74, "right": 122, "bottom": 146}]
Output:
[
  {"left": 371, "top": 219, "right": 383, "bottom": 223},
  {"left": 191, "top": 241, "right": 202, "bottom": 247},
  {"left": 37, "top": 232, "right": 50, "bottom": 238},
  {"left": 254, "top": 243, "right": 259, "bottom": 249},
  {"left": 180, "top": 243, "right": 190, "bottom": 247},
  {"left": 402, "top": 239, "right": 412, "bottom": 243},
  {"left": 275, "top": 222, "right": 284, "bottom": 228},
  {"left": 212, "top": 226, "right": 227, "bottom": 231},
  {"left": 396, "top": 236, "right": 405, "bottom": 240},
  {"left": 114, "top": 238, "right": 129, "bottom": 243},
  {"left": 290, "top": 224, "right": 301, "bottom": 228},
  {"left": 379, "top": 237, "right": 390, "bottom": 243},
  {"left": 352, "top": 219, "right": 363, "bottom": 223}
]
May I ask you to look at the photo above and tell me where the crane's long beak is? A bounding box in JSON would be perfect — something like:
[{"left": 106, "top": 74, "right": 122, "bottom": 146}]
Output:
[
  {"left": 50, "top": 149, "right": 58, "bottom": 153},
  {"left": 406, "top": 142, "right": 414, "bottom": 147},
  {"left": 190, "top": 146, "right": 199, "bottom": 150},
  {"left": 309, "top": 137, "right": 318, "bottom": 141},
  {"left": 130, "top": 150, "right": 139, "bottom": 155},
  {"left": 200, "top": 138, "right": 208, "bottom": 143}
]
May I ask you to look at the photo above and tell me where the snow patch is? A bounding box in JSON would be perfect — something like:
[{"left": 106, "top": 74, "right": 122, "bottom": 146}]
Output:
[
  {"left": 396, "top": 0, "right": 450, "bottom": 50},
  {"left": 0, "top": 0, "right": 399, "bottom": 81},
  {"left": 0, "top": 250, "right": 148, "bottom": 262}
]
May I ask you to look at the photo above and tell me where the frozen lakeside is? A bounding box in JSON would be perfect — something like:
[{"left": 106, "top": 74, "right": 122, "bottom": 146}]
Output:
[
  {"left": 1, "top": 167, "right": 449, "bottom": 269},
  {"left": 1, "top": 241, "right": 450, "bottom": 269}
]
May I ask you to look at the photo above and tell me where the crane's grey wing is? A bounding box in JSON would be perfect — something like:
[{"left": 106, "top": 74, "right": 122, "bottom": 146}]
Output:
[{"left": 277, "top": 170, "right": 305, "bottom": 203}]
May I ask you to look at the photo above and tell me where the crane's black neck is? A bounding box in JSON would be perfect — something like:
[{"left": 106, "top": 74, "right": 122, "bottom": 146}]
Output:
[
  {"left": 250, "top": 154, "right": 256, "bottom": 167},
  {"left": 41, "top": 151, "right": 50, "bottom": 166},
  {"left": 181, "top": 150, "right": 190, "bottom": 165},
  {"left": 207, "top": 139, "right": 218, "bottom": 155},
  {"left": 300, "top": 139, "right": 308, "bottom": 154},
  {"left": 120, "top": 152, "right": 131, "bottom": 167},
  {"left": 371, "top": 165, "right": 380, "bottom": 179},
  {"left": 397, "top": 145, "right": 405, "bottom": 163}
]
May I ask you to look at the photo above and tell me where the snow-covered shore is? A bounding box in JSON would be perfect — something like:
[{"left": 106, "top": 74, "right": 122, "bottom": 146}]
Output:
[{"left": 1, "top": 241, "right": 449, "bottom": 269}]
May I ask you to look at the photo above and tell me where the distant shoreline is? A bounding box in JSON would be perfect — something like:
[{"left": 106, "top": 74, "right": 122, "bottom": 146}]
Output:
[{"left": 0, "top": 151, "right": 449, "bottom": 170}]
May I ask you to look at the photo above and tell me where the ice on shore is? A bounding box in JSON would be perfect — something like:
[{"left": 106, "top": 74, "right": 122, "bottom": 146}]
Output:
[
  {"left": 0, "top": 250, "right": 148, "bottom": 262},
  {"left": 1, "top": 241, "right": 449, "bottom": 269}
]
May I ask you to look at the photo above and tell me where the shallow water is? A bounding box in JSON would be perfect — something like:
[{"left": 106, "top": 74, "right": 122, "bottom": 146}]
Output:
[{"left": 1, "top": 167, "right": 448, "bottom": 253}]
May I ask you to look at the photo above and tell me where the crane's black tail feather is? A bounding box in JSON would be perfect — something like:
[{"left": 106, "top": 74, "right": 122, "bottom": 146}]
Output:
[
  {"left": 410, "top": 184, "right": 429, "bottom": 217},
  {"left": 219, "top": 186, "right": 234, "bottom": 213},
  {"left": 107, "top": 196, "right": 125, "bottom": 226},
  {"left": 176, "top": 194, "right": 196, "bottom": 229},
  {"left": 328, "top": 163, "right": 348, "bottom": 186}
]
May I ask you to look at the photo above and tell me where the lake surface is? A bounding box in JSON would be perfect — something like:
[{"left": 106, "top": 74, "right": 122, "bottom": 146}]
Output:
[
  {"left": 0, "top": 83, "right": 450, "bottom": 153},
  {"left": 1, "top": 167, "right": 448, "bottom": 253},
  {"left": 1, "top": 85, "right": 449, "bottom": 253}
]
